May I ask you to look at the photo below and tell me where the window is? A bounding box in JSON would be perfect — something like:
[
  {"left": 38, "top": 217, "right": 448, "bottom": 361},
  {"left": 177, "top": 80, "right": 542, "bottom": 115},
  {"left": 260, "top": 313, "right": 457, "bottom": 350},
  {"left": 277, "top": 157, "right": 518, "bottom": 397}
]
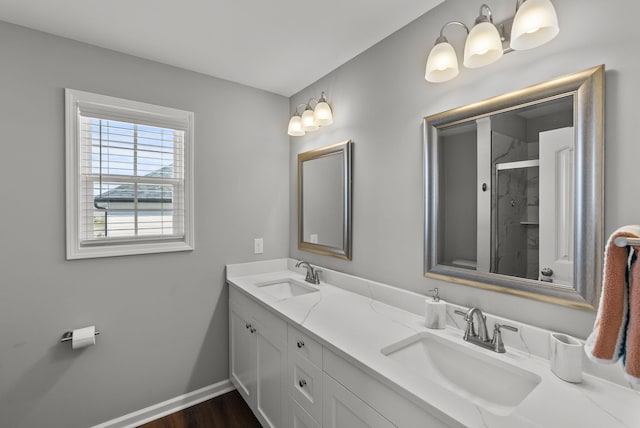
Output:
[{"left": 65, "top": 89, "right": 194, "bottom": 259}]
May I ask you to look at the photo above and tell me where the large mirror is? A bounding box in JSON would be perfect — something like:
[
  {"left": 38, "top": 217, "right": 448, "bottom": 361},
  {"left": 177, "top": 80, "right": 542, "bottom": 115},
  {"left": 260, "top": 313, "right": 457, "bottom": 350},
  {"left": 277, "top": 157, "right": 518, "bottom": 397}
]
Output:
[
  {"left": 298, "top": 140, "right": 352, "bottom": 260},
  {"left": 424, "top": 66, "right": 604, "bottom": 310}
]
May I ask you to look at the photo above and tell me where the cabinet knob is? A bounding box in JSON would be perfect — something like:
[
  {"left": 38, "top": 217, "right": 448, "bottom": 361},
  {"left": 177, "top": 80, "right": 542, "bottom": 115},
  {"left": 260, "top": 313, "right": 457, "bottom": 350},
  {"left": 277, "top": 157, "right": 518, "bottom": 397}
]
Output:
[
  {"left": 298, "top": 379, "right": 307, "bottom": 388},
  {"left": 296, "top": 340, "right": 305, "bottom": 349},
  {"left": 250, "top": 327, "right": 256, "bottom": 334},
  {"left": 245, "top": 323, "right": 251, "bottom": 329}
]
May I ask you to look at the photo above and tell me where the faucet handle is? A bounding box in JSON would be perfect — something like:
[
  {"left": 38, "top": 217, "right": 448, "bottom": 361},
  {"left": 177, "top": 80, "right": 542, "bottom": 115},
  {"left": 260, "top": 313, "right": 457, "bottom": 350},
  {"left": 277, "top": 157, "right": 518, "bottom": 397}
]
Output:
[
  {"left": 454, "top": 309, "right": 477, "bottom": 339},
  {"left": 496, "top": 323, "right": 518, "bottom": 332},
  {"left": 312, "top": 269, "right": 322, "bottom": 284},
  {"left": 491, "top": 323, "right": 518, "bottom": 353}
]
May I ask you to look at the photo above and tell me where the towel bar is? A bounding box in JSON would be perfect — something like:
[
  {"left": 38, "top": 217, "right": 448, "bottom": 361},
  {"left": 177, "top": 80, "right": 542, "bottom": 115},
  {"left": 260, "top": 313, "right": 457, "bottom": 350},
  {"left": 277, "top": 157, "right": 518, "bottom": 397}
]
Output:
[{"left": 614, "top": 237, "right": 640, "bottom": 247}]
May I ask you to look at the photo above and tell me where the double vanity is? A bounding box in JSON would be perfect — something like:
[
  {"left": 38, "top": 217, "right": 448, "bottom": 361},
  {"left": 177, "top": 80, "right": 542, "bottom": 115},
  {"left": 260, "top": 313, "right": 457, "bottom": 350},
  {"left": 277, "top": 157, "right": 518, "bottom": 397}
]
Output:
[{"left": 227, "top": 258, "right": 640, "bottom": 428}]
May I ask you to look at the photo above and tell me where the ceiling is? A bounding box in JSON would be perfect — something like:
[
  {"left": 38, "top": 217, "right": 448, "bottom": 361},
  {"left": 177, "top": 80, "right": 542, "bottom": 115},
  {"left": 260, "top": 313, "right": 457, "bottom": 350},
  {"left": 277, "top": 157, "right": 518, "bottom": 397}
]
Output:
[{"left": 0, "top": 0, "right": 445, "bottom": 96}]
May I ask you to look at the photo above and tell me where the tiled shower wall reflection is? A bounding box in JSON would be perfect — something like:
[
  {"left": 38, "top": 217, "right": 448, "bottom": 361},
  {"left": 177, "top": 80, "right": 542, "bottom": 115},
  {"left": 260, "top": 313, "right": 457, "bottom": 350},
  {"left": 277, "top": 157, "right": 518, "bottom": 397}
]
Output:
[{"left": 492, "top": 132, "right": 539, "bottom": 280}]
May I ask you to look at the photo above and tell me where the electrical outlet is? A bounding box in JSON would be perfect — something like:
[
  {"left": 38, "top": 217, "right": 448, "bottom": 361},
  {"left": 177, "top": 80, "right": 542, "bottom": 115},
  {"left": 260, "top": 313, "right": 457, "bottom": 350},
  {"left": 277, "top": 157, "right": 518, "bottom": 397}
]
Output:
[
  {"left": 254, "top": 238, "right": 264, "bottom": 254},
  {"left": 310, "top": 233, "right": 319, "bottom": 244}
]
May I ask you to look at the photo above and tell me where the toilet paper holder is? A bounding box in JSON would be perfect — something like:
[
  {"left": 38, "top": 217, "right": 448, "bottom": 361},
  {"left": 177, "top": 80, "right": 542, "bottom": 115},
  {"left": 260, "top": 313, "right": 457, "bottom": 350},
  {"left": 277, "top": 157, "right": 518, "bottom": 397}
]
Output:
[{"left": 60, "top": 329, "right": 100, "bottom": 343}]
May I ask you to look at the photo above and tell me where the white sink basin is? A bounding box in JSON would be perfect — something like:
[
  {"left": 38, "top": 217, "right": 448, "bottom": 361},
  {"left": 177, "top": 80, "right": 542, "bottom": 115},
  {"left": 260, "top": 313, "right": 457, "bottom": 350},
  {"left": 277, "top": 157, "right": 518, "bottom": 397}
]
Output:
[
  {"left": 381, "top": 332, "right": 541, "bottom": 415},
  {"left": 255, "top": 279, "right": 319, "bottom": 299}
]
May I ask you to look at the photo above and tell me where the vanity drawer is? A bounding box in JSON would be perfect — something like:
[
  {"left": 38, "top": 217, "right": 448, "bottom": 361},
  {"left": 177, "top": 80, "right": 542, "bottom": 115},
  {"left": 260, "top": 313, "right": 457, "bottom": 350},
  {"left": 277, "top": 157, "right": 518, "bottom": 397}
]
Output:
[
  {"left": 288, "top": 351, "right": 323, "bottom": 424},
  {"left": 288, "top": 325, "right": 322, "bottom": 367},
  {"left": 288, "top": 396, "right": 321, "bottom": 428}
]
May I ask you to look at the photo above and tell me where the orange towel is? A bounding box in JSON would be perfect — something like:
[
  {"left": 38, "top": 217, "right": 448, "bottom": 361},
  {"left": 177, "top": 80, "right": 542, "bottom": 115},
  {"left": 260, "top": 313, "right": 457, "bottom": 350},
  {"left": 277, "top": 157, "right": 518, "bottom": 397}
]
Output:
[
  {"left": 624, "top": 248, "right": 640, "bottom": 382},
  {"left": 585, "top": 226, "right": 640, "bottom": 364}
]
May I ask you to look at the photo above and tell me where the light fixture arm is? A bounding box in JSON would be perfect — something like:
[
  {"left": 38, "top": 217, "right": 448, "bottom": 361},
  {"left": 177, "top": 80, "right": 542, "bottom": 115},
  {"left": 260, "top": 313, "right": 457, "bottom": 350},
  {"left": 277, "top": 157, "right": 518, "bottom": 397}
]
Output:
[
  {"left": 317, "top": 91, "right": 329, "bottom": 104},
  {"left": 475, "top": 4, "right": 495, "bottom": 25},
  {"left": 436, "top": 21, "right": 469, "bottom": 44},
  {"left": 514, "top": 0, "right": 526, "bottom": 12},
  {"left": 294, "top": 103, "right": 308, "bottom": 115},
  {"left": 302, "top": 90, "right": 329, "bottom": 112}
]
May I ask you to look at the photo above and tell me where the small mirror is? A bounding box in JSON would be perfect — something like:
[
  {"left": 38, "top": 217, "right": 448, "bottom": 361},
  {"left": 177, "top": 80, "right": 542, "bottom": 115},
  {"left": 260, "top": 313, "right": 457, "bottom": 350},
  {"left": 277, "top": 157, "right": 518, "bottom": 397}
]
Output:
[
  {"left": 298, "top": 140, "right": 352, "bottom": 260},
  {"left": 424, "top": 66, "right": 604, "bottom": 310}
]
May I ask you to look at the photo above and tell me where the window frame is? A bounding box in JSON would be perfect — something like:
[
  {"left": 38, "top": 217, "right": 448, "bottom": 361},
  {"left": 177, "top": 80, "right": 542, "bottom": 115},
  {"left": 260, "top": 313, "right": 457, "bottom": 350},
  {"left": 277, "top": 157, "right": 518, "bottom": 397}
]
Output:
[{"left": 65, "top": 88, "right": 195, "bottom": 259}]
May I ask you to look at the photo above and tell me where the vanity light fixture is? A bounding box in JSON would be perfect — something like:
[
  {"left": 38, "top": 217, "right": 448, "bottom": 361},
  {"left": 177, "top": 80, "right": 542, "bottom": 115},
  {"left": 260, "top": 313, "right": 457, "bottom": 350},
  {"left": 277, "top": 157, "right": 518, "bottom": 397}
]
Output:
[
  {"left": 425, "top": 0, "right": 559, "bottom": 83},
  {"left": 313, "top": 92, "right": 333, "bottom": 126},
  {"left": 287, "top": 91, "right": 333, "bottom": 137},
  {"left": 425, "top": 21, "right": 468, "bottom": 83},
  {"left": 510, "top": 0, "right": 559, "bottom": 50},
  {"left": 287, "top": 113, "right": 305, "bottom": 136},
  {"left": 301, "top": 105, "right": 319, "bottom": 132},
  {"left": 464, "top": 5, "right": 503, "bottom": 68}
]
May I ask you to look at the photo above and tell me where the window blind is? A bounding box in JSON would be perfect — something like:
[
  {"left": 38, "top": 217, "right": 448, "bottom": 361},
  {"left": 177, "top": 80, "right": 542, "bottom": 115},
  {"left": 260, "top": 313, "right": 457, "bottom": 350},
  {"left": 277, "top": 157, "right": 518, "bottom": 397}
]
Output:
[{"left": 78, "top": 116, "right": 186, "bottom": 245}]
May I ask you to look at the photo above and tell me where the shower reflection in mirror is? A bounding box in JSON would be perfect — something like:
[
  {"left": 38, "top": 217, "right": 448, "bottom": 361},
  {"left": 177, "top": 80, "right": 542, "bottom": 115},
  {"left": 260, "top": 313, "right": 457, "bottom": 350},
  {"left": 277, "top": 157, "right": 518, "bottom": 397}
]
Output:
[{"left": 438, "top": 96, "right": 574, "bottom": 286}]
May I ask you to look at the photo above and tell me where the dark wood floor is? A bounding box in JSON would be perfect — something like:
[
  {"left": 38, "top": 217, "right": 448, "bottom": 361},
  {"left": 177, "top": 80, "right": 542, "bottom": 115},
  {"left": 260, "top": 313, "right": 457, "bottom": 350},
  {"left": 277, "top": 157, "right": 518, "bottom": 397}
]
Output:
[{"left": 138, "top": 390, "right": 262, "bottom": 428}]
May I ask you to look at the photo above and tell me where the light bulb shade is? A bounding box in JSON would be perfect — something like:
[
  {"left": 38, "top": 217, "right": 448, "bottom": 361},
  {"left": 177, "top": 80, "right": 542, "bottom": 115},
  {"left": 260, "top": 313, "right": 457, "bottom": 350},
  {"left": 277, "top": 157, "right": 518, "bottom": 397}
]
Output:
[
  {"left": 510, "top": 0, "right": 559, "bottom": 50},
  {"left": 287, "top": 115, "right": 305, "bottom": 136},
  {"left": 301, "top": 109, "right": 319, "bottom": 131},
  {"left": 314, "top": 101, "right": 333, "bottom": 126},
  {"left": 425, "top": 41, "right": 459, "bottom": 82},
  {"left": 463, "top": 21, "right": 504, "bottom": 68}
]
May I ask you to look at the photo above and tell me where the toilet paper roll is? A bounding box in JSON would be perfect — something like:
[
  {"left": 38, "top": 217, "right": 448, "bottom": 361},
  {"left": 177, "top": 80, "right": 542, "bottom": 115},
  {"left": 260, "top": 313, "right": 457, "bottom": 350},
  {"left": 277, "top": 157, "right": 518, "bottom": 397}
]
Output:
[{"left": 72, "top": 326, "right": 96, "bottom": 349}]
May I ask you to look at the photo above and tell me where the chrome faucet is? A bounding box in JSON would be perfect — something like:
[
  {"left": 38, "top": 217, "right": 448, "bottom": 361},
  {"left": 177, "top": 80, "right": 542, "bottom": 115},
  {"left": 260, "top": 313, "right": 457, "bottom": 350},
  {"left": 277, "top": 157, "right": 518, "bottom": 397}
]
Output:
[
  {"left": 454, "top": 307, "right": 518, "bottom": 353},
  {"left": 296, "top": 260, "right": 321, "bottom": 285},
  {"left": 465, "top": 307, "right": 489, "bottom": 341}
]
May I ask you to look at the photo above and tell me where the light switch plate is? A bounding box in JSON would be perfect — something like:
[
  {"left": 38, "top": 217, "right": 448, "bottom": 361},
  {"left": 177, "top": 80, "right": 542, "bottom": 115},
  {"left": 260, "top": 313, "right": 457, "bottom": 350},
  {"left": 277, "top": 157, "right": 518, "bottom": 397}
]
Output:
[{"left": 254, "top": 238, "right": 264, "bottom": 254}]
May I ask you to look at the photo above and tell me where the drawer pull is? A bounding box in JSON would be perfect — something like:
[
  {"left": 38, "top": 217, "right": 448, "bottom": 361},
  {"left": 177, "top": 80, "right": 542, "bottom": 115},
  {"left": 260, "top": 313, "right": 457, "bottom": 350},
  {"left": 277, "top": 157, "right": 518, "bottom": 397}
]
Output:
[
  {"left": 298, "top": 379, "right": 307, "bottom": 388},
  {"left": 297, "top": 340, "right": 305, "bottom": 348}
]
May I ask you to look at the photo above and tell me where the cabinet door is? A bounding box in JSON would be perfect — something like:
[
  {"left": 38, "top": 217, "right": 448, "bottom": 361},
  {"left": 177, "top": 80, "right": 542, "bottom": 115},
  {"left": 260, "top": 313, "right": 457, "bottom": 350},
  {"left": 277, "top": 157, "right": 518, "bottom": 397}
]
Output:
[
  {"left": 323, "top": 374, "right": 395, "bottom": 428},
  {"left": 255, "top": 319, "right": 288, "bottom": 428},
  {"left": 229, "top": 303, "right": 255, "bottom": 406}
]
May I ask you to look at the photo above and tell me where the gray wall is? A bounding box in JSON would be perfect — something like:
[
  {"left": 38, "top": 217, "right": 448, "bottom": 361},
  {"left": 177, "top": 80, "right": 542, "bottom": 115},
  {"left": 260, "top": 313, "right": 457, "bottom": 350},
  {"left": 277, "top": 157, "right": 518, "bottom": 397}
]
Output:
[
  {"left": 289, "top": 0, "right": 640, "bottom": 339},
  {"left": 0, "top": 22, "right": 290, "bottom": 428}
]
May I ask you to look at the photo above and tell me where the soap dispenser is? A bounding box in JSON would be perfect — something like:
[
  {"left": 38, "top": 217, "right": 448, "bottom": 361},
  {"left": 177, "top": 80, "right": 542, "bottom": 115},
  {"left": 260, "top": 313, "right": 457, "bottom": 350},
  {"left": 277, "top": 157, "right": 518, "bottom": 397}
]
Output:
[{"left": 425, "top": 288, "right": 446, "bottom": 329}]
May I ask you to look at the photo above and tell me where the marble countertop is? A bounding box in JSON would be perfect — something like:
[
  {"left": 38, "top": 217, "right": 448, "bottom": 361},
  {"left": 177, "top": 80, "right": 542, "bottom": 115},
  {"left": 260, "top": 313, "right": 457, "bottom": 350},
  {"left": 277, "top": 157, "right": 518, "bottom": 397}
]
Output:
[{"left": 226, "top": 259, "right": 640, "bottom": 428}]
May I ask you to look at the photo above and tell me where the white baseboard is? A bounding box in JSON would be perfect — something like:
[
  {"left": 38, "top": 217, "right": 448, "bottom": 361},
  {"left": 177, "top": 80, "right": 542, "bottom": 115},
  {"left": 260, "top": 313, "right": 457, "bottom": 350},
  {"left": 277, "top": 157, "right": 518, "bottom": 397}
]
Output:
[{"left": 92, "top": 379, "right": 235, "bottom": 428}]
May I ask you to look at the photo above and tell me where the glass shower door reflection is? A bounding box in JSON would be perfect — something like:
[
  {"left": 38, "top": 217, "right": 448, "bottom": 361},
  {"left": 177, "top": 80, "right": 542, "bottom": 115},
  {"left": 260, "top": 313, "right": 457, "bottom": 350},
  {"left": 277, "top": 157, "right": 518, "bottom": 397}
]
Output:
[{"left": 494, "top": 160, "right": 539, "bottom": 280}]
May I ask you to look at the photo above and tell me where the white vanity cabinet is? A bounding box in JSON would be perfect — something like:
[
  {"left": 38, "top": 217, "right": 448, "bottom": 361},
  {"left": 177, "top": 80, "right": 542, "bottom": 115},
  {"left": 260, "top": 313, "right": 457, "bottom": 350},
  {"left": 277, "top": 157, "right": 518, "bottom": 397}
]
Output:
[
  {"left": 229, "top": 284, "right": 451, "bottom": 428},
  {"left": 229, "top": 287, "right": 287, "bottom": 428}
]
